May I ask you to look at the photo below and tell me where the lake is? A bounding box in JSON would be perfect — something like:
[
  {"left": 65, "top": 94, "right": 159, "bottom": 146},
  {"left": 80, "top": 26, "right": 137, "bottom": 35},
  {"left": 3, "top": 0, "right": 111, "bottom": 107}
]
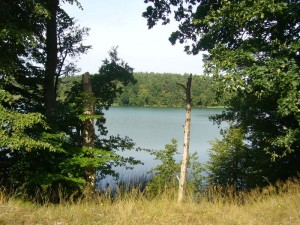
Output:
[{"left": 98, "top": 107, "right": 224, "bottom": 186}]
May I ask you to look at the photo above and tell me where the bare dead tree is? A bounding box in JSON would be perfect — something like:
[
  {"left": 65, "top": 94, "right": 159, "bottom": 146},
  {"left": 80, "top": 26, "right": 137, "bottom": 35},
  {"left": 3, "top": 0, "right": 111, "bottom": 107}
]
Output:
[
  {"left": 178, "top": 74, "right": 192, "bottom": 203},
  {"left": 82, "top": 72, "right": 96, "bottom": 190}
]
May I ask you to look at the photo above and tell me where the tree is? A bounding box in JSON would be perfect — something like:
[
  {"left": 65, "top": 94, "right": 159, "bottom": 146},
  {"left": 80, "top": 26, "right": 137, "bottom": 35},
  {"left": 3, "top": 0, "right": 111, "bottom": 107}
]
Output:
[
  {"left": 81, "top": 72, "right": 96, "bottom": 189},
  {"left": 90, "top": 48, "right": 138, "bottom": 174},
  {"left": 0, "top": 0, "right": 57, "bottom": 196},
  {"left": 178, "top": 75, "right": 192, "bottom": 203},
  {"left": 43, "top": 0, "right": 59, "bottom": 117},
  {"left": 111, "top": 73, "right": 224, "bottom": 108},
  {"left": 146, "top": 139, "right": 181, "bottom": 197},
  {"left": 0, "top": 0, "right": 46, "bottom": 113},
  {"left": 146, "top": 139, "right": 204, "bottom": 198},
  {"left": 143, "top": 0, "right": 300, "bottom": 188},
  {"left": 206, "top": 127, "right": 249, "bottom": 189},
  {"left": 41, "top": 0, "right": 91, "bottom": 118},
  {"left": 91, "top": 46, "right": 136, "bottom": 110},
  {"left": 55, "top": 8, "right": 91, "bottom": 94},
  {"left": 0, "top": 0, "right": 138, "bottom": 200},
  {"left": 0, "top": 90, "right": 57, "bottom": 190},
  {"left": 0, "top": 0, "right": 89, "bottom": 116},
  {"left": 57, "top": 47, "right": 140, "bottom": 185}
]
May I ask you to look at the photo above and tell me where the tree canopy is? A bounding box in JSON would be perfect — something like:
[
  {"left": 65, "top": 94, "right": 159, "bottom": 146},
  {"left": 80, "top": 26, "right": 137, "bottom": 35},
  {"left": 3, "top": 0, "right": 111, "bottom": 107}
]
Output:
[
  {"left": 59, "top": 72, "right": 228, "bottom": 108},
  {"left": 144, "top": 0, "right": 300, "bottom": 188}
]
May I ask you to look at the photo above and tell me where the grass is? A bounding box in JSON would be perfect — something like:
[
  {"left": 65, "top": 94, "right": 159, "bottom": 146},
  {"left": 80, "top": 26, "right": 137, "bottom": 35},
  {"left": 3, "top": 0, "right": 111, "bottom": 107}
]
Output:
[{"left": 0, "top": 179, "right": 299, "bottom": 225}]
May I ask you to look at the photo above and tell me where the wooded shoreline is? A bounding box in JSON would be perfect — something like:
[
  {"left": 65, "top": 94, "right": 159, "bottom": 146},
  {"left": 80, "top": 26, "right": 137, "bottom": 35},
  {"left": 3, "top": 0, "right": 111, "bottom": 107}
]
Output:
[{"left": 59, "top": 72, "right": 229, "bottom": 108}]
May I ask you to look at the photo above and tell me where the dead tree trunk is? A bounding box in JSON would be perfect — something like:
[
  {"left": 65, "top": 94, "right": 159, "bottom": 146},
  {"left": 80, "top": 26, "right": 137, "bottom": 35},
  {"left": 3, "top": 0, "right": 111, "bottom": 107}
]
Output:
[
  {"left": 178, "top": 74, "right": 192, "bottom": 203},
  {"left": 82, "top": 72, "right": 96, "bottom": 190}
]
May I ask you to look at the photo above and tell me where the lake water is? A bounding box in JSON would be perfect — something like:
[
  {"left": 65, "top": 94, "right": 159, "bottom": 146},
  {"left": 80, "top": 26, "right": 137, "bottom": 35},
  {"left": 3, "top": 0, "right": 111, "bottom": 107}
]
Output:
[{"left": 99, "top": 107, "right": 224, "bottom": 185}]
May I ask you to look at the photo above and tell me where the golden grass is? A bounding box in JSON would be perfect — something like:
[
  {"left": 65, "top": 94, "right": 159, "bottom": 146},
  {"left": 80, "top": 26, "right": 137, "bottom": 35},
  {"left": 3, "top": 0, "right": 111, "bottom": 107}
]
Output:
[{"left": 0, "top": 180, "right": 299, "bottom": 225}]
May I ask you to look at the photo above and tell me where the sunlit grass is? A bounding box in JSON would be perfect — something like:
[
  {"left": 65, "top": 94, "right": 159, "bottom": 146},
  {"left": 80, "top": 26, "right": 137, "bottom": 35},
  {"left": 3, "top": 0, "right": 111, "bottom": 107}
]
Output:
[{"left": 0, "top": 179, "right": 299, "bottom": 225}]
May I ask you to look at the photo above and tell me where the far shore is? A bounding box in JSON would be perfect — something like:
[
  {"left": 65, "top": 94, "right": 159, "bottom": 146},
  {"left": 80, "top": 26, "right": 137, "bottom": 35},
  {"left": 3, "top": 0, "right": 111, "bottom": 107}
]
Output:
[{"left": 110, "top": 104, "right": 226, "bottom": 109}]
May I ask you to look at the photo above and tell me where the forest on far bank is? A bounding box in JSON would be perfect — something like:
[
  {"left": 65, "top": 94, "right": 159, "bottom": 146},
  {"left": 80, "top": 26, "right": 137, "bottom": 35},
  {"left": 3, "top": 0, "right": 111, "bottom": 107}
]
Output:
[{"left": 59, "top": 72, "right": 229, "bottom": 108}]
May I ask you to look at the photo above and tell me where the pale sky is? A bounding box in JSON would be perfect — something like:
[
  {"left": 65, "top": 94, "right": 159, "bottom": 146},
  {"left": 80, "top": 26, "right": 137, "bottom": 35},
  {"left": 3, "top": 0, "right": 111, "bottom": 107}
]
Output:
[{"left": 62, "top": 0, "right": 204, "bottom": 75}]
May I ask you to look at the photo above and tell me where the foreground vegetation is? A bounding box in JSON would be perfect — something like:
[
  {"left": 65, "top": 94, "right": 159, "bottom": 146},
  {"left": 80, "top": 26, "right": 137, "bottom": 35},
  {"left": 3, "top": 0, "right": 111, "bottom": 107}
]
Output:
[{"left": 1, "top": 179, "right": 299, "bottom": 225}]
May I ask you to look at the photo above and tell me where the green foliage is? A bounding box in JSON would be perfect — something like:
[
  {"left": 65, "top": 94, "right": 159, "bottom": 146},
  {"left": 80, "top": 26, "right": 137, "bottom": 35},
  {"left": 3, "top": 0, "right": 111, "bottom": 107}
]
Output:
[
  {"left": 144, "top": 0, "right": 300, "bottom": 189},
  {"left": 0, "top": 1, "right": 139, "bottom": 202},
  {"left": 206, "top": 0, "right": 300, "bottom": 184},
  {"left": 206, "top": 127, "right": 250, "bottom": 189},
  {"left": 0, "top": 89, "right": 89, "bottom": 199},
  {"left": 56, "top": 8, "right": 91, "bottom": 77},
  {"left": 188, "top": 152, "right": 205, "bottom": 192},
  {"left": 0, "top": 0, "right": 100, "bottom": 200},
  {"left": 92, "top": 46, "right": 136, "bottom": 110},
  {"left": 61, "top": 72, "right": 228, "bottom": 108},
  {"left": 146, "top": 139, "right": 204, "bottom": 197},
  {"left": 116, "top": 73, "right": 219, "bottom": 107},
  {"left": 146, "top": 139, "right": 181, "bottom": 196},
  {"left": 0, "top": 90, "right": 51, "bottom": 151},
  {"left": 56, "top": 48, "right": 141, "bottom": 181}
]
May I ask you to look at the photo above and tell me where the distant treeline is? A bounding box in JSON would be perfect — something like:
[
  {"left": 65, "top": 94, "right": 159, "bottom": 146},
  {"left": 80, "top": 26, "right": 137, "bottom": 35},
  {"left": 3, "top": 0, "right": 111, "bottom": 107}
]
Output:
[{"left": 59, "top": 72, "right": 227, "bottom": 108}]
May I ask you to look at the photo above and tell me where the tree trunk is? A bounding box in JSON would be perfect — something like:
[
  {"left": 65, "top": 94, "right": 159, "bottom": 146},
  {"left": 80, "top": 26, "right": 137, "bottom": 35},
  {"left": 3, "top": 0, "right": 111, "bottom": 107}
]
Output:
[
  {"left": 178, "top": 74, "right": 192, "bottom": 203},
  {"left": 44, "top": 0, "right": 59, "bottom": 118},
  {"left": 82, "top": 72, "right": 96, "bottom": 190}
]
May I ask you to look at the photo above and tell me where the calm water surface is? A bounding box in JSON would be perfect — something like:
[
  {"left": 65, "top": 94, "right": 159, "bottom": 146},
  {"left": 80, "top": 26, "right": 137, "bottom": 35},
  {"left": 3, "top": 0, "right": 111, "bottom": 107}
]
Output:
[{"left": 101, "top": 107, "right": 224, "bottom": 183}]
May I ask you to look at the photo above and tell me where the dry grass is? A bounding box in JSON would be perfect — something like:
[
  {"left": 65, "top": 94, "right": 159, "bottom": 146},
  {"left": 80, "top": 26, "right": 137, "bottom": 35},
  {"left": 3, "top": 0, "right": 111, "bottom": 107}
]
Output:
[{"left": 0, "top": 180, "right": 299, "bottom": 225}]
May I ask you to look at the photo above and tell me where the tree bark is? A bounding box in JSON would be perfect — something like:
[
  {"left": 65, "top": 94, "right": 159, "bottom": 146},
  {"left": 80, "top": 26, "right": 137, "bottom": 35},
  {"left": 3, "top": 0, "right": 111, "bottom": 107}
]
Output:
[
  {"left": 82, "top": 72, "right": 96, "bottom": 189},
  {"left": 44, "top": 0, "right": 59, "bottom": 118},
  {"left": 178, "top": 74, "right": 192, "bottom": 203}
]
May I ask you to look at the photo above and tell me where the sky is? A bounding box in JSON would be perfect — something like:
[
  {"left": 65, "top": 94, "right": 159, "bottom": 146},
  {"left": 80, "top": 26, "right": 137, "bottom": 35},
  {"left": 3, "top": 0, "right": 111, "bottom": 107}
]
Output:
[{"left": 62, "top": 0, "right": 204, "bottom": 75}]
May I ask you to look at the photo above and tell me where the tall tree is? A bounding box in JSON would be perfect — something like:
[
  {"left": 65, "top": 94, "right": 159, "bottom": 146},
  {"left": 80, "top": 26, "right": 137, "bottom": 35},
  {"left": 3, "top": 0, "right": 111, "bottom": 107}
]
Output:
[
  {"left": 43, "top": 0, "right": 89, "bottom": 117},
  {"left": 0, "top": 0, "right": 103, "bottom": 200},
  {"left": 57, "top": 47, "right": 140, "bottom": 185},
  {"left": 44, "top": 0, "right": 59, "bottom": 117},
  {"left": 143, "top": 0, "right": 300, "bottom": 188},
  {"left": 55, "top": 8, "right": 91, "bottom": 93}
]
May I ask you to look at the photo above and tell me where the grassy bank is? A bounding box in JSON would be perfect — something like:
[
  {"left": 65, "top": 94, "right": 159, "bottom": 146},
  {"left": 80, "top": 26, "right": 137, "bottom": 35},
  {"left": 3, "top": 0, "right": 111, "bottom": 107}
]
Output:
[{"left": 1, "top": 180, "right": 299, "bottom": 225}]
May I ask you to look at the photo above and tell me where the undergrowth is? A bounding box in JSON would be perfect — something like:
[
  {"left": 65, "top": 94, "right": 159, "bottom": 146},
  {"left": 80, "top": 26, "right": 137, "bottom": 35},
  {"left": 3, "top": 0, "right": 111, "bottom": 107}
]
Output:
[{"left": 0, "top": 178, "right": 299, "bottom": 225}]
